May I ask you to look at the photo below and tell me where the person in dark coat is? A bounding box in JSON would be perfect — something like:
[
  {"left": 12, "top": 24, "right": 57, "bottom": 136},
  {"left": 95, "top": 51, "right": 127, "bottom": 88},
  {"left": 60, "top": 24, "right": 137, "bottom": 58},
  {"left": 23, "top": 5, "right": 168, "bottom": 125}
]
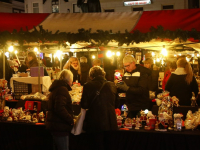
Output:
[
  {"left": 27, "top": 52, "right": 38, "bottom": 68},
  {"left": 0, "top": 54, "right": 14, "bottom": 82},
  {"left": 46, "top": 69, "right": 74, "bottom": 150},
  {"left": 144, "top": 58, "right": 159, "bottom": 92},
  {"left": 18, "top": 57, "right": 29, "bottom": 73},
  {"left": 53, "top": 57, "right": 60, "bottom": 71},
  {"left": 81, "top": 66, "right": 118, "bottom": 150},
  {"left": 45, "top": 57, "right": 53, "bottom": 67},
  {"left": 63, "top": 57, "right": 81, "bottom": 83},
  {"left": 116, "top": 55, "right": 150, "bottom": 118},
  {"left": 80, "top": 56, "right": 90, "bottom": 85},
  {"left": 104, "top": 57, "right": 116, "bottom": 82},
  {"left": 162, "top": 61, "right": 177, "bottom": 91},
  {"left": 165, "top": 58, "right": 199, "bottom": 106}
]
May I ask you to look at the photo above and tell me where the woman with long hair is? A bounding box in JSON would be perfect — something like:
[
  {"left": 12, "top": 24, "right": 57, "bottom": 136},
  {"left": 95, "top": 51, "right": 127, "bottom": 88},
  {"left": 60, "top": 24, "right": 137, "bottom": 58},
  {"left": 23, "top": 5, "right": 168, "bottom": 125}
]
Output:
[
  {"left": 63, "top": 57, "right": 81, "bottom": 83},
  {"left": 165, "top": 58, "right": 199, "bottom": 106},
  {"left": 27, "top": 52, "right": 38, "bottom": 68}
]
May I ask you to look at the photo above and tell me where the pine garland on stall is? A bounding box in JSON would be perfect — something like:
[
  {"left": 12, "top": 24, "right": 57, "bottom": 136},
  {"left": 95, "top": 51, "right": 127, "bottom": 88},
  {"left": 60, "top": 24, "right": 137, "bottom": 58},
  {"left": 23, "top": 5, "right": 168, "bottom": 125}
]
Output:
[{"left": 0, "top": 25, "right": 200, "bottom": 48}]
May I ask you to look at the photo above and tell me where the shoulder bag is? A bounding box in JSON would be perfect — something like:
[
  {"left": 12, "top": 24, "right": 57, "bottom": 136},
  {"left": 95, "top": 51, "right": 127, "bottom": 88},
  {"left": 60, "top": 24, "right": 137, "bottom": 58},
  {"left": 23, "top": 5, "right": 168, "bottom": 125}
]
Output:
[{"left": 71, "top": 81, "right": 107, "bottom": 135}]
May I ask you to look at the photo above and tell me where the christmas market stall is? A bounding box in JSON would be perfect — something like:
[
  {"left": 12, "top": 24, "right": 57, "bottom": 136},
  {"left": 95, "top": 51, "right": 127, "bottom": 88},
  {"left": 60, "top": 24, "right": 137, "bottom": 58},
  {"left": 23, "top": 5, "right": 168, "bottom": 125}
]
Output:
[{"left": 1, "top": 9, "right": 200, "bottom": 150}]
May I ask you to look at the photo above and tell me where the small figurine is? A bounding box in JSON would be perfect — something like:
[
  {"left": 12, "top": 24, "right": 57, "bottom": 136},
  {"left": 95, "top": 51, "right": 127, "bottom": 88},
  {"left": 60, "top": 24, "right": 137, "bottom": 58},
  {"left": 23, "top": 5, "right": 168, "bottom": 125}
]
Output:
[{"left": 135, "top": 116, "right": 141, "bottom": 130}]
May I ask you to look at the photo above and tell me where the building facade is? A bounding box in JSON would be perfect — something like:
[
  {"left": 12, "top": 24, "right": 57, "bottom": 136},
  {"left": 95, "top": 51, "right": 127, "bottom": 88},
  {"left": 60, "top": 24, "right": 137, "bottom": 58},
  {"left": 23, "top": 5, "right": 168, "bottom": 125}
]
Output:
[
  {"left": 0, "top": 0, "right": 24, "bottom": 13},
  {"left": 24, "top": 0, "right": 199, "bottom": 13}
]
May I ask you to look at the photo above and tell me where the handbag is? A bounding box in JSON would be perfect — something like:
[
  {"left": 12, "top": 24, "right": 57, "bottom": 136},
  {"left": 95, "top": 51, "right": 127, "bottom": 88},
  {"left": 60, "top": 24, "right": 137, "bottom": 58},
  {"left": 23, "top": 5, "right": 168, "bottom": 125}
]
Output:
[{"left": 71, "top": 81, "right": 107, "bottom": 135}]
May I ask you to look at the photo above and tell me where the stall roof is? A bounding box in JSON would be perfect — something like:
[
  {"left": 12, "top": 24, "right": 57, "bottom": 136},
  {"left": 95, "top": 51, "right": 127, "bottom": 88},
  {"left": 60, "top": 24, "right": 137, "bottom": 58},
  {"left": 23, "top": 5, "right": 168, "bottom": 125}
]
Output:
[
  {"left": 1, "top": 9, "right": 200, "bottom": 33},
  {"left": 1, "top": 9, "right": 200, "bottom": 51}
]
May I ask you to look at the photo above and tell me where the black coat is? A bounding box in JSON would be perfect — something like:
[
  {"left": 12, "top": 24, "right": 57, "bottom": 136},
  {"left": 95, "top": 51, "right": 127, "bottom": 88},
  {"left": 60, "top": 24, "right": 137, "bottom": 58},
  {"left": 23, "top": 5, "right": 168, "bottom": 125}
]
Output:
[
  {"left": 165, "top": 70, "right": 199, "bottom": 106},
  {"left": 70, "top": 65, "right": 81, "bottom": 83},
  {"left": 46, "top": 80, "right": 74, "bottom": 132},
  {"left": 80, "top": 63, "right": 90, "bottom": 85},
  {"left": 81, "top": 76, "right": 118, "bottom": 133},
  {"left": 148, "top": 69, "right": 159, "bottom": 92},
  {"left": 122, "top": 65, "right": 150, "bottom": 111}
]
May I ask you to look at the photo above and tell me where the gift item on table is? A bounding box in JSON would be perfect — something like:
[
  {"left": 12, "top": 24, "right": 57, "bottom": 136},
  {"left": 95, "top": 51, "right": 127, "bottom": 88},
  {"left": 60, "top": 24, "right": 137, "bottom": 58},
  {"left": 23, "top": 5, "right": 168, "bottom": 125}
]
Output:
[
  {"left": 140, "top": 110, "right": 148, "bottom": 126},
  {"left": 38, "top": 111, "right": 45, "bottom": 122},
  {"left": 191, "top": 92, "right": 198, "bottom": 107},
  {"left": 185, "top": 109, "right": 200, "bottom": 130},
  {"left": 121, "top": 104, "right": 128, "bottom": 118},
  {"left": 124, "top": 118, "right": 132, "bottom": 129},
  {"left": 149, "top": 91, "right": 155, "bottom": 99},
  {"left": 115, "top": 108, "right": 121, "bottom": 116},
  {"left": 135, "top": 116, "right": 141, "bottom": 130},
  {"left": 174, "top": 113, "right": 183, "bottom": 131},
  {"left": 20, "top": 92, "right": 48, "bottom": 101},
  {"left": 117, "top": 115, "right": 123, "bottom": 128},
  {"left": 69, "top": 84, "right": 83, "bottom": 103}
]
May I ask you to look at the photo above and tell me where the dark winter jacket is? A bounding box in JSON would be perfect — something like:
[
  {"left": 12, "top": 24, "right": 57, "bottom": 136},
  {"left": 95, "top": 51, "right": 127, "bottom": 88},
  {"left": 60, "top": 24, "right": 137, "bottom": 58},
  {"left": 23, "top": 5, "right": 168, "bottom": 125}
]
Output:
[
  {"left": 29, "top": 59, "right": 38, "bottom": 68},
  {"left": 46, "top": 80, "right": 74, "bottom": 132},
  {"left": 122, "top": 65, "right": 150, "bottom": 111},
  {"left": 80, "top": 63, "right": 90, "bottom": 85},
  {"left": 81, "top": 76, "right": 118, "bottom": 133},
  {"left": 165, "top": 68, "right": 199, "bottom": 106},
  {"left": 70, "top": 65, "right": 81, "bottom": 83},
  {"left": 148, "top": 69, "right": 159, "bottom": 92}
]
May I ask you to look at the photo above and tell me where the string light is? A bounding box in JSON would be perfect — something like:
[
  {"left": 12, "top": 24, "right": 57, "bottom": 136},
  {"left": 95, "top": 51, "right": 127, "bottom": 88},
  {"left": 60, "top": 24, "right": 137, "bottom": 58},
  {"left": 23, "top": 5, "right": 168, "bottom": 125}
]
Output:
[
  {"left": 161, "top": 45, "right": 168, "bottom": 57},
  {"left": 92, "top": 55, "right": 95, "bottom": 59},
  {"left": 106, "top": 51, "right": 112, "bottom": 58},
  {"left": 8, "top": 46, "right": 14, "bottom": 52},
  {"left": 116, "top": 51, "right": 121, "bottom": 56}
]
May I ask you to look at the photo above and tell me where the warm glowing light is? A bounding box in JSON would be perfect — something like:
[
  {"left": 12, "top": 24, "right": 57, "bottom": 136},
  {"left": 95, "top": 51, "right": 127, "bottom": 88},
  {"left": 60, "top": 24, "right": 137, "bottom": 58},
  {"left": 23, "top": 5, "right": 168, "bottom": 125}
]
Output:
[
  {"left": 106, "top": 51, "right": 112, "bottom": 58},
  {"left": 112, "top": 52, "right": 115, "bottom": 56},
  {"left": 152, "top": 52, "right": 155, "bottom": 57},
  {"left": 8, "top": 46, "right": 14, "bottom": 52},
  {"left": 156, "top": 58, "right": 160, "bottom": 62},
  {"left": 54, "top": 50, "right": 63, "bottom": 60},
  {"left": 179, "top": 54, "right": 182, "bottom": 56},
  {"left": 197, "top": 54, "right": 200, "bottom": 57},
  {"left": 116, "top": 51, "right": 120, "bottom": 56},
  {"left": 161, "top": 46, "right": 168, "bottom": 57},
  {"left": 92, "top": 55, "right": 95, "bottom": 59},
  {"left": 5, "top": 52, "right": 9, "bottom": 58},
  {"left": 34, "top": 47, "right": 38, "bottom": 52},
  {"left": 153, "top": 59, "right": 156, "bottom": 64},
  {"left": 174, "top": 54, "right": 177, "bottom": 57},
  {"left": 161, "top": 59, "right": 164, "bottom": 65},
  {"left": 14, "top": 50, "right": 18, "bottom": 54},
  {"left": 186, "top": 57, "right": 190, "bottom": 62},
  {"left": 144, "top": 109, "right": 149, "bottom": 114},
  {"left": 192, "top": 54, "right": 195, "bottom": 57}
]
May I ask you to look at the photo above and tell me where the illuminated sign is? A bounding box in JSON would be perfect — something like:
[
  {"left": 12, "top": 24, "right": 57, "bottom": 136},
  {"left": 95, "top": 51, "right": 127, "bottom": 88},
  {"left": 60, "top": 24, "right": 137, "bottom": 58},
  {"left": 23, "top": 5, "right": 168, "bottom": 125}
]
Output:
[{"left": 124, "top": 0, "right": 151, "bottom": 6}]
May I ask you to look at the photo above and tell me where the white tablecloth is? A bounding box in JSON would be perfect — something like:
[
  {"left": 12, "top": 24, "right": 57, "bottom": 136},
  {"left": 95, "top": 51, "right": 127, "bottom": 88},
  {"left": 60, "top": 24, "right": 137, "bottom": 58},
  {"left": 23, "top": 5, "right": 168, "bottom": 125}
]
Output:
[{"left": 10, "top": 76, "right": 52, "bottom": 93}]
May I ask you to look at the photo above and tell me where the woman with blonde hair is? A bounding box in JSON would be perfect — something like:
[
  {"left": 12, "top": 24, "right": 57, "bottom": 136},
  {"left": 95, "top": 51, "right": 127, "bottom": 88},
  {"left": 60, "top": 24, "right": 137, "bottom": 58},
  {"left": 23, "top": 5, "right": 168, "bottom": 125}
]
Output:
[
  {"left": 165, "top": 58, "right": 199, "bottom": 106},
  {"left": 63, "top": 57, "right": 81, "bottom": 83}
]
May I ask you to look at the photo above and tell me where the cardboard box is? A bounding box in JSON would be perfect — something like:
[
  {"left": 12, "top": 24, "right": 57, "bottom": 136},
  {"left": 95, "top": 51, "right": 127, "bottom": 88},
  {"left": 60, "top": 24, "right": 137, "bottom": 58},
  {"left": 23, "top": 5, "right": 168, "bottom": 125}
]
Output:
[{"left": 30, "top": 67, "right": 44, "bottom": 77}]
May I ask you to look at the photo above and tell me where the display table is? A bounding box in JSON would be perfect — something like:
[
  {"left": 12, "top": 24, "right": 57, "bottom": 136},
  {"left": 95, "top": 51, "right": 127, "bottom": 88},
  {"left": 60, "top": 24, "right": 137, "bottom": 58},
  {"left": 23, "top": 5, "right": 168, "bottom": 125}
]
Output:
[
  {"left": 0, "top": 121, "right": 200, "bottom": 150},
  {"left": 10, "top": 76, "right": 52, "bottom": 93}
]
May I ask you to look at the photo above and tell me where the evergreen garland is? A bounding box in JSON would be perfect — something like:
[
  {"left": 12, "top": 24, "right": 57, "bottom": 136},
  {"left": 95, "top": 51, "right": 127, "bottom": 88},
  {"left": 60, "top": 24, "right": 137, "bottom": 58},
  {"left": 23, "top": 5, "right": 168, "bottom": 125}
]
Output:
[{"left": 0, "top": 25, "right": 200, "bottom": 49}]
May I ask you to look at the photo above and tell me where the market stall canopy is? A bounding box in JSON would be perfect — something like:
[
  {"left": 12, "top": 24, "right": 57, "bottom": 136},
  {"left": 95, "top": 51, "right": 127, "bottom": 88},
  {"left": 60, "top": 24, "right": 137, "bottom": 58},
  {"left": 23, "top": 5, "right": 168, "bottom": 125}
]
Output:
[
  {"left": 1, "top": 9, "right": 200, "bottom": 52},
  {"left": 1, "top": 9, "right": 200, "bottom": 33}
]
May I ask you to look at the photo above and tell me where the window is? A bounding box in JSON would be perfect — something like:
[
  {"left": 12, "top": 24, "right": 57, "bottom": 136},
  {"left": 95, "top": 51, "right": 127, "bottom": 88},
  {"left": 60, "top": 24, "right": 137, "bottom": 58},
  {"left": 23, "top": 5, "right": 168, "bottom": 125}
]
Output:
[
  {"left": 104, "top": 9, "right": 115, "bottom": 12},
  {"left": 73, "top": 4, "right": 80, "bottom": 13},
  {"left": 33, "top": 3, "right": 39, "bottom": 13},
  {"left": 162, "top": 5, "right": 174, "bottom": 10},
  {"left": 52, "top": 0, "right": 59, "bottom": 13},
  {"left": 133, "top": 7, "right": 143, "bottom": 11}
]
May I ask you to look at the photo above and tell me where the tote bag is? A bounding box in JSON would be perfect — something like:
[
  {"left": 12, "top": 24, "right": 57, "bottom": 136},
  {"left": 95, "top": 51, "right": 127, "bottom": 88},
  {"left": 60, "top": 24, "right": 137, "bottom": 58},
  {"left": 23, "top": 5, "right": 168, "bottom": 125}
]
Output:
[{"left": 71, "top": 108, "right": 86, "bottom": 135}]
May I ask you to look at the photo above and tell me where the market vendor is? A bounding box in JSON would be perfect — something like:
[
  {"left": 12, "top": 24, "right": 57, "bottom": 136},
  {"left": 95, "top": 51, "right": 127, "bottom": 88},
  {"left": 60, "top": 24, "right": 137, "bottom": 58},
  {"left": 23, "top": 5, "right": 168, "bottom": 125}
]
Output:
[
  {"left": 116, "top": 55, "right": 150, "bottom": 118},
  {"left": 63, "top": 57, "right": 81, "bottom": 83}
]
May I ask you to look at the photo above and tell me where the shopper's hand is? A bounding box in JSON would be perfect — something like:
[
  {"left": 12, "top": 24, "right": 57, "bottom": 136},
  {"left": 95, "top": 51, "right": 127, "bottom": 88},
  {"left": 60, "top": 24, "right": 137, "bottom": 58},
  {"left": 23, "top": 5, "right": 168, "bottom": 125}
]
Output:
[{"left": 116, "top": 81, "right": 129, "bottom": 91}]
